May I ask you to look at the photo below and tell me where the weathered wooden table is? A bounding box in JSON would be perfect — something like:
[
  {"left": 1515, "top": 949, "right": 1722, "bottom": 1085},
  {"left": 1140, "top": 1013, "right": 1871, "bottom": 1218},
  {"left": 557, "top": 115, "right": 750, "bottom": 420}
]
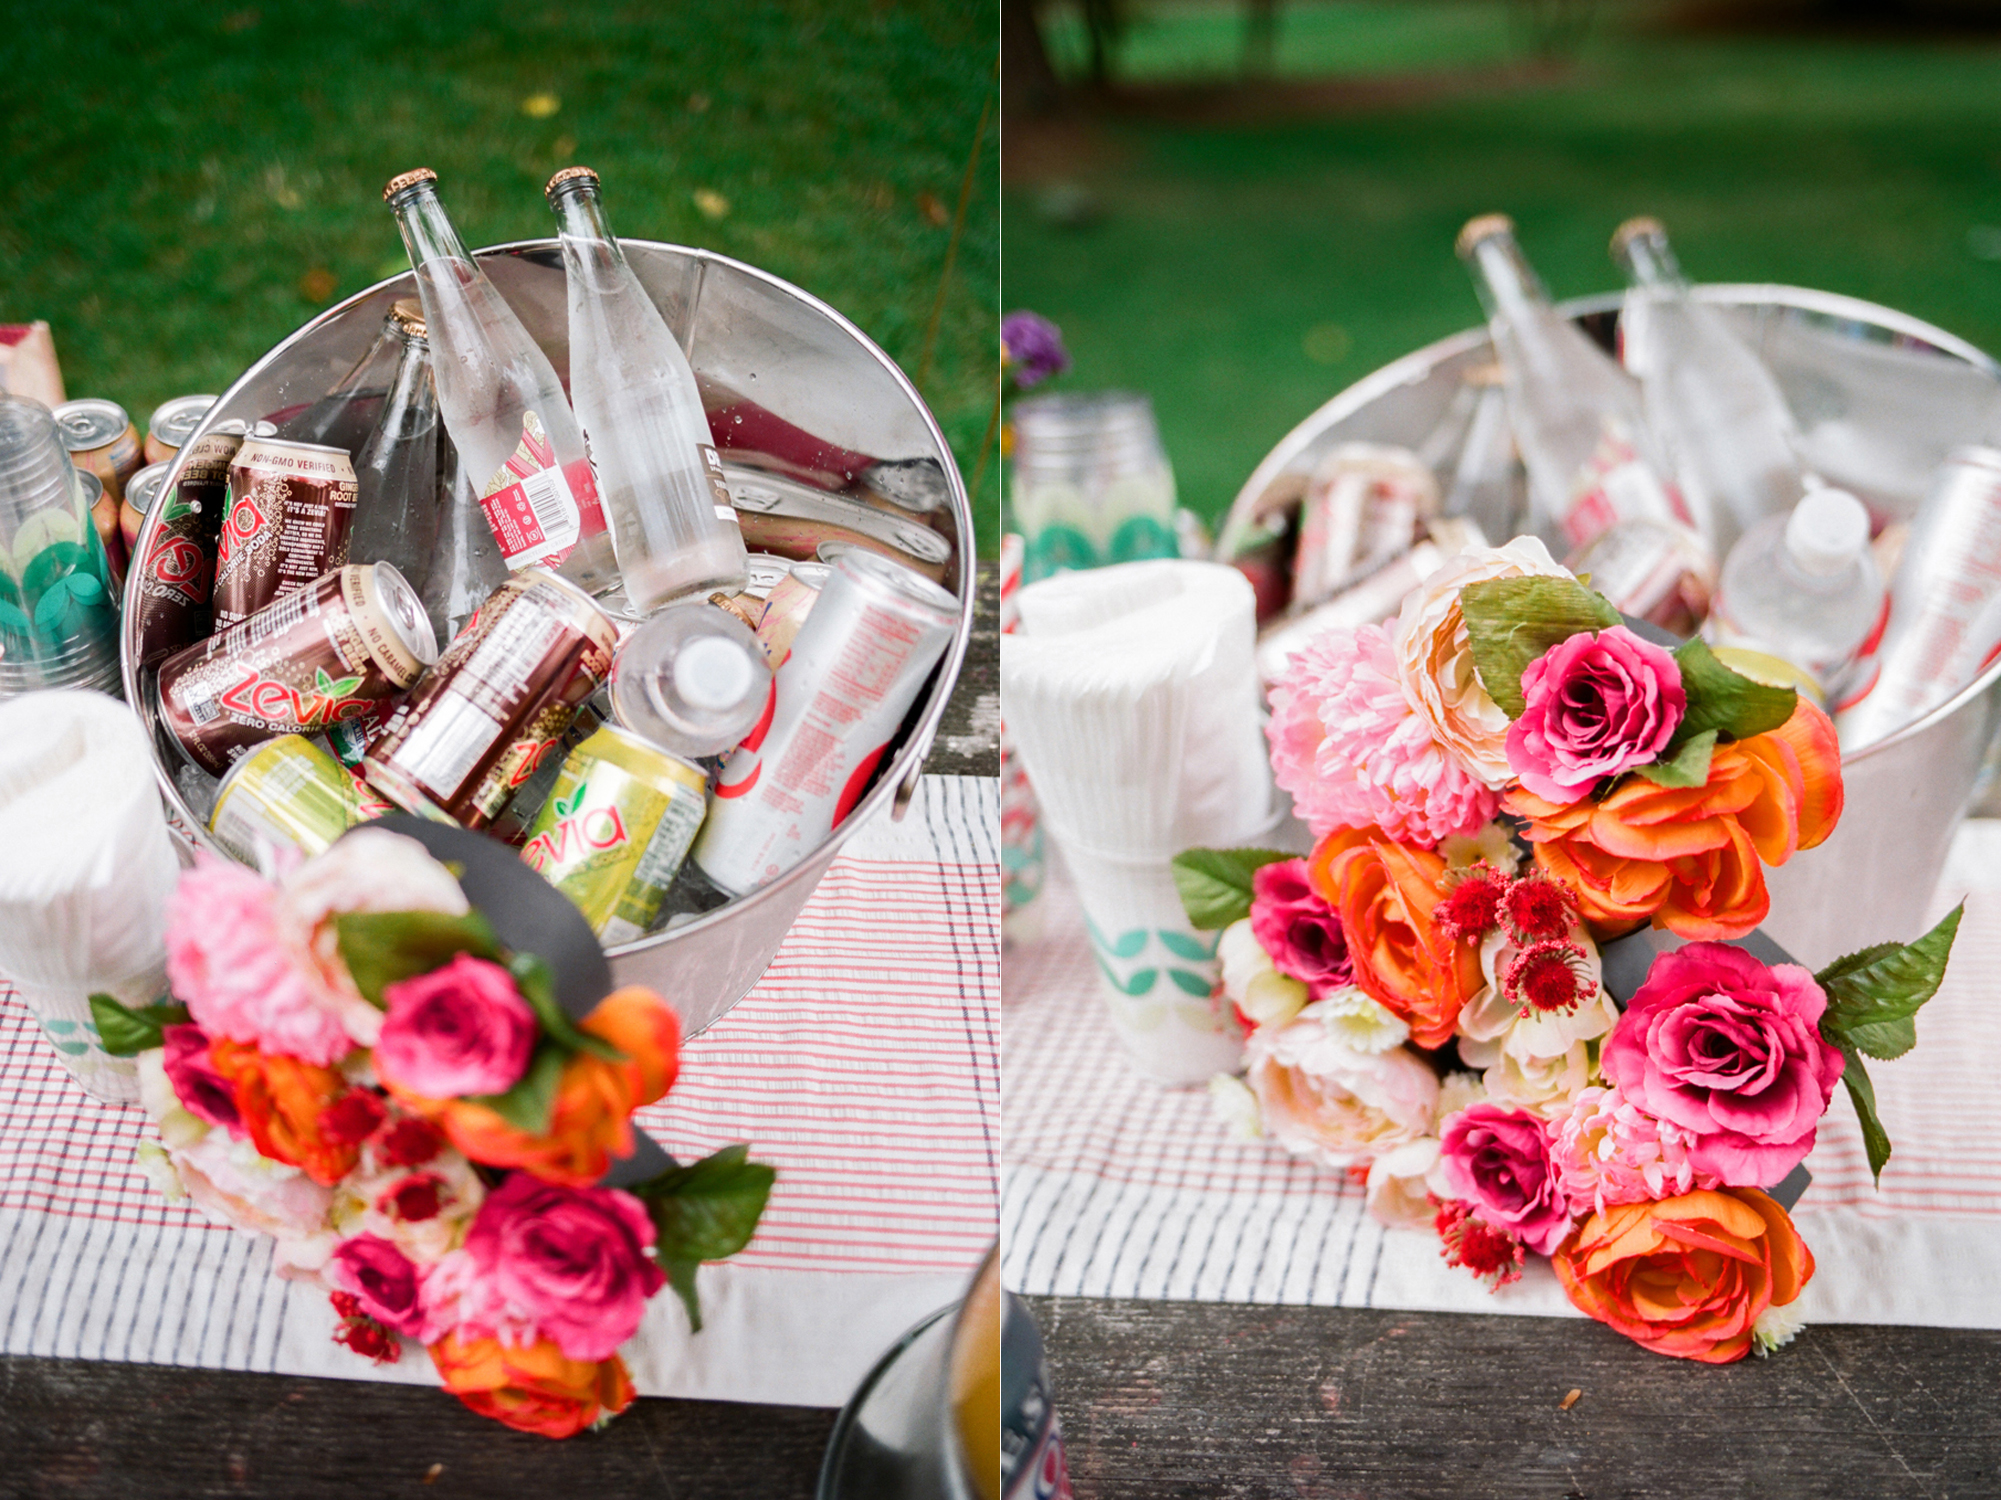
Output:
[
  {"left": 0, "top": 562, "right": 999, "bottom": 1500},
  {"left": 1027, "top": 1295, "right": 2001, "bottom": 1498}
]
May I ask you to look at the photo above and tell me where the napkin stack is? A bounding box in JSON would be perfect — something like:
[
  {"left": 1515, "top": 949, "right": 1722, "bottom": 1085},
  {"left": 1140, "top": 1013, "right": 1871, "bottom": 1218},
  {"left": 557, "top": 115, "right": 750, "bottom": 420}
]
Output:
[
  {"left": 1001, "top": 561, "right": 1272, "bottom": 1083},
  {"left": 0, "top": 690, "right": 180, "bottom": 1102}
]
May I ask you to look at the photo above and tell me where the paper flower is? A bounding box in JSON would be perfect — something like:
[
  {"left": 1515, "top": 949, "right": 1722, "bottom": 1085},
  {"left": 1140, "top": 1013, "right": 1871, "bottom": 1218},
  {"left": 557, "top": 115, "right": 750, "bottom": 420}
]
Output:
[
  {"left": 374, "top": 954, "right": 539, "bottom": 1099},
  {"left": 1248, "top": 858, "right": 1354, "bottom": 999},
  {"left": 1267, "top": 622, "right": 1500, "bottom": 849},
  {"left": 1549, "top": 1085, "right": 1713, "bottom": 1215},
  {"left": 427, "top": 1331, "right": 636, "bottom": 1440},
  {"left": 1245, "top": 1008, "right": 1438, "bottom": 1169},
  {"left": 1505, "top": 627, "right": 1686, "bottom": 802},
  {"left": 1437, "top": 1102, "right": 1572, "bottom": 1256}
]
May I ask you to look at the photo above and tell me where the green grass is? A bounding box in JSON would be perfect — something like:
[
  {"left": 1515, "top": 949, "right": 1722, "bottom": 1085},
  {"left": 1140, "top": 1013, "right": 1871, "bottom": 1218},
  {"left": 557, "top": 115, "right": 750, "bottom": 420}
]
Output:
[
  {"left": 1004, "top": 1, "right": 2001, "bottom": 527},
  {"left": 0, "top": 0, "right": 999, "bottom": 553}
]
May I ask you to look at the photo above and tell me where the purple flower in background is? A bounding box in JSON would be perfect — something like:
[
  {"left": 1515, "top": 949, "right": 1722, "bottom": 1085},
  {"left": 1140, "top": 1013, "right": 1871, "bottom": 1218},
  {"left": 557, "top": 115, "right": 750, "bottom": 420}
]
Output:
[{"left": 1003, "top": 310, "right": 1070, "bottom": 390}]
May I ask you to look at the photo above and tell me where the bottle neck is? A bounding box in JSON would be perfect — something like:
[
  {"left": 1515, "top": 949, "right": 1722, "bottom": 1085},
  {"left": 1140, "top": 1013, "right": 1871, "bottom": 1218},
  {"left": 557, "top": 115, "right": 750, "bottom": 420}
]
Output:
[
  {"left": 382, "top": 330, "right": 435, "bottom": 428},
  {"left": 1465, "top": 233, "right": 1549, "bottom": 322},
  {"left": 1617, "top": 232, "right": 1686, "bottom": 292},
  {"left": 388, "top": 184, "right": 472, "bottom": 271},
  {"left": 550, "top": 184, "right": 624, "bottom": 264}
]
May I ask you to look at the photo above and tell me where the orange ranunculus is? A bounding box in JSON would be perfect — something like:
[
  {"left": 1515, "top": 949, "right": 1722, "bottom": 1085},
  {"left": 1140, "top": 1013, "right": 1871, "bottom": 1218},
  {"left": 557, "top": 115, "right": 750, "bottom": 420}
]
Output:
[
  {"left": 1552, "top": 1186, "right": 1812, "bottom": 1364},
  {"left": 1308, "top": 826, "right": 1481, "bottom": 1049},
  {"left": 428, "top": 1331, "right": 636, "bottom": 1438},
  {"left": 389, "top": 986, "right": 682, "bottom": 1187},
  {"left": 1505, "top": 700, "right": 1844, "bottom": 941},
  {"left": 209, "top": 1038, "right": 363, "bottom": 1186}
]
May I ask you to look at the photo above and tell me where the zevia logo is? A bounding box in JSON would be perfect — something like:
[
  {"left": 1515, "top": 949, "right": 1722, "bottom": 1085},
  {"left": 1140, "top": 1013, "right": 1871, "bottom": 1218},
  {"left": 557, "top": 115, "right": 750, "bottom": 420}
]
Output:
[
  {"left": 521, "top": 786, "right": 628, "bottom": 872},
  {"left": 150, "top": 536, "right": 207, "bottom": 587},
  {"left": 219, "top": 492, "right": 266, "bottom": 561},
  {"left": 217, "top": 664, "right": 370, "bottom": 728}
]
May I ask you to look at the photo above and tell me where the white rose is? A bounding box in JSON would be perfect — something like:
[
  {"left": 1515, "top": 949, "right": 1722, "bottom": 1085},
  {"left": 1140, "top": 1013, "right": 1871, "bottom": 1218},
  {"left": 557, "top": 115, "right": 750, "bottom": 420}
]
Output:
[
  {"left": 1483, "top": 1039, "right": 1599, "bottom": 1118},
  {"left": 1208, "top": 1073, "right": 1265, "bottom": 1142},
  {"left": 1308, "top": 985, "right": 1409, "bottom": 1055},
  {"left": 1365, "top": 1137, "right": 1452, "bottom": 1230},
  {"left": 1217, "top": 919, "right": 1309, "bottom": 1028}
]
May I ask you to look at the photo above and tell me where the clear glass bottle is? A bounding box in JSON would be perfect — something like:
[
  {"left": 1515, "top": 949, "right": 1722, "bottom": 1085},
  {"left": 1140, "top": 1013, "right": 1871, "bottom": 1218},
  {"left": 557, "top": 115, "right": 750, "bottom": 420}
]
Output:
[
  {"left": 1457, "top": 214, "right": 1692, "bottom": 555},
  {"left": 609, "top": 598, "right": 771, "bottom": 760},
  {"left": 1705, "top": 487, "right": 1884, "bottom": 701},
  {"left": 422, "top": 427, "right": 509, "bottom": 645},
  {"left": 382, "top": 167, "right": 616, "bottom": 595},
  {"left": 1613, "top": 216, "right": 1809, "bottom": 560},
  {"left": 547, "top": 166, "right": 748, "bottom": 614},
  {"left": 1417, "top": 361, "right": 1525, "bottom": 543},
  {"left": 346, "top": 301, "right": 443, "bottom": 609},
  {"left": 283, "top": 299, "right": 418, "bottom": 452}
]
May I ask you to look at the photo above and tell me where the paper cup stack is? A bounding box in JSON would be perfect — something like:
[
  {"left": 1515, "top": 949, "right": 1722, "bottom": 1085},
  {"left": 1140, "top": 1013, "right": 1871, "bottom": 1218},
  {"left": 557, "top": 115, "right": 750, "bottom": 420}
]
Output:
[
  {"left": 0, "top": 689, "right": 181, "bottom": 1102},
  {"left": 1001, "top": 560, "right": 1273, "bottom": 1084}
]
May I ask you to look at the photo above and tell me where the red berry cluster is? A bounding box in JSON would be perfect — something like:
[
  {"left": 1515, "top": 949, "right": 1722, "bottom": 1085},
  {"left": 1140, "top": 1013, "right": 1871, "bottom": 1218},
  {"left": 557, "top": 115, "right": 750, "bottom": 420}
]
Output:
[
  {"left": 327, "top": 1291, "right": 401, "bottom": 1365},
  {"left": 1433, "top": 1197, "right": 1525, "bottom": 1290},
  {"left": 1435, "top": 864, "right": 1593, "bottom": 1017}
]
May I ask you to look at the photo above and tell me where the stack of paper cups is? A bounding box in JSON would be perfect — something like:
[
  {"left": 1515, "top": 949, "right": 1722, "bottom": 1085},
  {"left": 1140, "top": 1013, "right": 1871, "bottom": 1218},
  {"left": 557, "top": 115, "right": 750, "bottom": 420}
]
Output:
[
  {"left": 1001, "top": 560, "right": 1273, "bottom": 1084},
  {"left": 0, "top": 690, "right": 182, "bottom": 1102}
]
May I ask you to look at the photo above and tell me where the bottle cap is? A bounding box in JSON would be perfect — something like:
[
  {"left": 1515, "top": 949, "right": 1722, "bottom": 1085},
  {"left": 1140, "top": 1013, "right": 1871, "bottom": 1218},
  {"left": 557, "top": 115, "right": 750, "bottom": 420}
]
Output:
[
  {"left": 673, "top": 635, "right": 757, "bottom": 711},
  {"left": 545, "top": 166, "right": 601, "bottom": 201},
  {"left": 382, "top": 167, "right": 438, "bottom": 202},
  {"left": 1785, "top": 487, "right": 1870, "bottom": 575},
  {"left": 389, "top": 298, "right": 426, "bottom": 339},
  {"left": 1610, "top": 216, "right": 1666, "bottom": 259},
  {"left": 1455, "top": 213, "right": 1515, "bottom": 260}
]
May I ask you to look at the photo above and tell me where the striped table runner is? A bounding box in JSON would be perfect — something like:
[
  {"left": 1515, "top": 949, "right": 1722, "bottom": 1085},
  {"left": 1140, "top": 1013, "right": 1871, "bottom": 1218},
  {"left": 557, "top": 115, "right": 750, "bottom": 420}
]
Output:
[
  {"left": 1003, "top": 821, "right": 2001, "bottom": 1331},
  {"left": 0, "top": 774, "right": 999, "bottom": 1409}
]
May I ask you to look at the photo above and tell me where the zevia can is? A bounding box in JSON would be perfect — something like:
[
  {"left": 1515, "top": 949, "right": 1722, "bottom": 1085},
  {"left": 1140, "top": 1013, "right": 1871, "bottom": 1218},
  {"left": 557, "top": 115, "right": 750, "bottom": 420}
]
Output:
[
  {"left": 209, "top": 733, "right": 376, "bottom": 863},
  {"left": 132, "top": 424, "right": 242, "bottom": 666},
  {"left": 693, "top": 548, "right": 957, "bottom": 895},
  {"left": 214, "top": 437, "right": 358, "bottom": 631},
  {"left": 154, "top": 562, "right": 438, "bottom": 776},
  {"left": 520, "top": 724, "right": 709, "bottom": 943},
  {"left": 363, "top": 569, "right": 619, "bottom": 830}
]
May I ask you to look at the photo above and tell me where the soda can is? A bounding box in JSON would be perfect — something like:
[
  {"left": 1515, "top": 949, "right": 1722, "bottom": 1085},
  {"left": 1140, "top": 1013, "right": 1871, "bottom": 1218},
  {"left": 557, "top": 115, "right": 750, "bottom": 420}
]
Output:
[
  {"left": 520, "top": 724, "right": 710, "bottom": 943},
  {"left": 1292, "top": 443, "right": 1438, "bottom": 608},
  {"left": 54, "top": 398, "right": 143, "bottom": 506},
  {"left": 1564, "top": 518, "right": 1715, "bottom": 639},
  {"left": 143, "top": 394, "right": 218, "bottom": 466},
  {"left": 363, "top": 569, "right": 619, "bottom": 830},
  {"left": 132, "top": 423, "right": 245, "bottom": 666},
  {"left": 70, "top": 469, "right": 121, "bottom": 591},
  {"left": 1839, "top": 446, "right": 2001, "bottom": 747},
  {"left": 320, "top": 697, "right": 402, "bottom": 770},
  {"left": 489, "top": 692, "right": 610, "bottom": 845},
  {"left": 120, "top": 462, "right": 171, "bottom": 558},
  {"left": 155, "top": 562, "right": 438, "bottom": 777},
  {"left": 209, "top": 733, "right": 374, "bottom": 864},
  {"left": 693, "top": 548, "right": 958, "bottom": 895},
  {"left": 727, "top": 465, "right": 954, "bottom": 584},
  {"left": 214, "top": 437, "right": 359, "bottom": 631},
  {"left": 754, "top": 559, "right": 830, "bottom": 667}
]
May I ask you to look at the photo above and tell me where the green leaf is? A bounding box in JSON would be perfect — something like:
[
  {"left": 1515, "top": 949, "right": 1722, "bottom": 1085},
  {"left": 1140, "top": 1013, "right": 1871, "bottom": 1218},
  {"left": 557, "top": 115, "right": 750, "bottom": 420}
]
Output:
[
  {"left": 465, "top": 1044, "right": 565, "bottom": 1135},
  {"left": 1669, "top": 637, "right": 1798, "bottom": 748},
  {"left": 88, "top": 994, "right": 190, "bottom": 1056},
  {"left": 1170, "top": 847, "right": 1296, "bottom": 930},
  {"left": 1837, "top": 1042, "right": 1893, "bottom": 1185},
  {"left": 1457, "top": 575, "right": 1622, "bottom": 718},
  {"left": 1846, "top": 1016, "right": 1918, "bottom": 1061},
  {"left": 505, "top": 954, "right": 625, "bottom": 1065},
  {"left": 631, "top": 1145, "right": 777, "bottom": 1333},
  {"left": 1817, "top": 904, "right": 1963, "bottom": 1036},
  {"left": 1630, "top": 729, "right": 1717, "bottom": 788},
  {"left": 334, "top": 910, "right": 502, "bottom": 1007}
]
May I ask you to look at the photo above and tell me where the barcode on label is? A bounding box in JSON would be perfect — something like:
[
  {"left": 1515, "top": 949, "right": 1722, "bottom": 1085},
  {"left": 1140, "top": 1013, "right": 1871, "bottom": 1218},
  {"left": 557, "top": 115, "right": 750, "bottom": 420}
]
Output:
[
  {"left": 396, "top": 692, "right": 504, "bottom": 798},
  {"left": 519, "top": 467, "right": 575, "bottom": 541},
  {"left": 184, "top": 683, "right": 220, "bottom": 726}
]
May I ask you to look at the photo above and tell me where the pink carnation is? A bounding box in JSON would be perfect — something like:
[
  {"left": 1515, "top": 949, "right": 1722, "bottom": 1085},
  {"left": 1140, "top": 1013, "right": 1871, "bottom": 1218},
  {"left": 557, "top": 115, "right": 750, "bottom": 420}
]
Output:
[
  {"left": 1549, "top": 1085, "right": 1715, "bottom": 1215},
  {"left": 164, "top": 856, "right": 353, "bottom": 1067},
  {"left": 1266, "top": 623, "right": 1499, "bottom": 848}
]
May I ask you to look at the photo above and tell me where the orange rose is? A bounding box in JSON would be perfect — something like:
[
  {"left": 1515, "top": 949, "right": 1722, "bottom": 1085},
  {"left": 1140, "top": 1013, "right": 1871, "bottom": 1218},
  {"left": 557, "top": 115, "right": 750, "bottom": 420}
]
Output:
[
  {"left": 428, "top": 1331, "right": 636, "bottom": 1438},
  {"left": 1552, "top": 1186, "right": 1813, "bottom": 1364},
  {"left": 1308, "top": 827, "right": 1481, "bottom": 1049},
  {"left": 209, "top": 1038, "right": 363, "bottom": 1186},
  {"left": 390, "top": 987, "right": 682, "bottom": 1187},
  {"left": 1506, "top": 700, "right": 1843, "bottom": 941}
]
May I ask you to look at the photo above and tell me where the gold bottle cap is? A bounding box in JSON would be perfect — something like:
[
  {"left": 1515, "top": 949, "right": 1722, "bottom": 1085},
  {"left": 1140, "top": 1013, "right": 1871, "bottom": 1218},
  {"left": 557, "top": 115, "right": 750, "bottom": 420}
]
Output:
[
  {"left": 1610, "top": 215, "right": 1666, "bottom": 258},
  {"left": 707, "top": 591, "right": 763, "bottom": 632},
  {"left": 383, "top": 167, "right": 438, "bottom": 201},
  {"left": 389, "top": 298, "right": 426, "bottom": 338},
  {"left": 1455, "top": 213, "right": 1515, "bottom": 260},
  {"left": 546, "top": 166, "right": 601, "bottom": 200}
]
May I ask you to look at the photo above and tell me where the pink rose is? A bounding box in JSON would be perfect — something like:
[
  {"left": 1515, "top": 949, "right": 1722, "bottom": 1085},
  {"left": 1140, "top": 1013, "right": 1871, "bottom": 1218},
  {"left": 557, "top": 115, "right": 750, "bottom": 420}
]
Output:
[
  {"left": 1504, "top": 627, "right": 1686, "bottom": 802},
  {"left": 327, "top": 1233, "right": 428, "bottom": 1338},
  {"left": 373, "top": 955, "right": 539, "bottom": 1100},
  {"left": 165, "top": 856, "right": 354, "bottom": 1066},
  {"left": 160, "top": 1024, "right": 243, "bottom": 1137},
  {"left": 1249, "top": 859, "right": 1353, "bottom": 998},
  {"left": 1438, "top": 1102, "right": 1572, "bottom": 1256},
  {"left": 1601, "top": 942, "right": 1844, "bottom": 1186},
  {"left": 463, "top": 1175, "right": 665, "bottom": 1363}
]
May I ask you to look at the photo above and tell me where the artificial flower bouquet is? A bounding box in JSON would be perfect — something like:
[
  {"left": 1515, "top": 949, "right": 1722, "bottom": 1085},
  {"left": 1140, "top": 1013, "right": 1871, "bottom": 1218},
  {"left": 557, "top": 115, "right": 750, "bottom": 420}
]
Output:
[
  {"left": 1177, "top": 538, "right": 1959, "bottom": 1363},
  {"left": 92, "top": 823, "right": 773, "bottom": 1437}
]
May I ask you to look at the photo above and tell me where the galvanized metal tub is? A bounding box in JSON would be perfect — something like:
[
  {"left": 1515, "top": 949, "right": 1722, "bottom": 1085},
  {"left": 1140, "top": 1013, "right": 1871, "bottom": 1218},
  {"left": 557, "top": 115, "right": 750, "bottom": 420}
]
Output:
[
  {"left": 1218, "top": 285, "right": 2001, "bottom": 969},
  {"left": 122, "top": 239, "right": 975, "bottom": 1035}
]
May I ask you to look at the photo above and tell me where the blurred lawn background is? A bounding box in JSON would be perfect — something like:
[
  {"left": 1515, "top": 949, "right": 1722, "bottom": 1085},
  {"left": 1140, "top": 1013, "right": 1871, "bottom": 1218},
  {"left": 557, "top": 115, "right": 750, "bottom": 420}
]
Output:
[
  {"left": 1004, "top": 0, "right": 2001, "bottom": 529},
  {"left": 0, "top": 0, "right": 999, "bottom": 552}
]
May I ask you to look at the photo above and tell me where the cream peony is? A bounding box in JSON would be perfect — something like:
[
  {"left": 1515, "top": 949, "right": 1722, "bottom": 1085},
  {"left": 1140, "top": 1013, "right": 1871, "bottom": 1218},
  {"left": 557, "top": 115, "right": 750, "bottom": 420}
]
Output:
[
  {"left": 1392, "top": 537, "right": 1573, "bottom": 789},
  {"left": 1246, "top": 1003, "right": 1439, "bottom": 1169},
  {"left": 1365, "top": 1137, "right": 1452, "bottom": 1230}
]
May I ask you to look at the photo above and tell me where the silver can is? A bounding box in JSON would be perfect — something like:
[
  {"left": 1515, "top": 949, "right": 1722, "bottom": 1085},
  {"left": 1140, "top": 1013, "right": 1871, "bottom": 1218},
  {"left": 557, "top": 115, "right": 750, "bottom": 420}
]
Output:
[
  {"left": 1838, "top": 444, "right": 2001, "bottom": 747},
  {"left": 144, "top": 394, "right": 219, "bottom": 466},
  {"left": 693, "top": 547, "right": 958, "bottom": 895}
]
